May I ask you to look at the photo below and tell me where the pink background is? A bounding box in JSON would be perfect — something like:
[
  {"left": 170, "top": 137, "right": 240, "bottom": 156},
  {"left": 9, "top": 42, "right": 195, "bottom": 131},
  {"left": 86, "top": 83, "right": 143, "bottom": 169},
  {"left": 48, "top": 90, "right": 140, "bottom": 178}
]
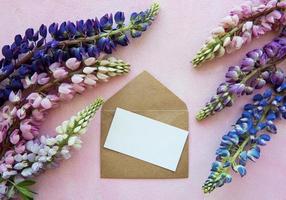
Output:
[{"left": 1, "top": 0, "right": 286, "bottom": 199}]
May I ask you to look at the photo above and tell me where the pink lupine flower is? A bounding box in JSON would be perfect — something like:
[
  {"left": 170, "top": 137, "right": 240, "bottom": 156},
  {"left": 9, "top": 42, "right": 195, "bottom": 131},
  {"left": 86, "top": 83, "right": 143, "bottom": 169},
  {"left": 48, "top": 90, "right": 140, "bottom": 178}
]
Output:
[
  {"left": 231, "top": 36, "right": 244, "bottom": 50},
  {"left": 20, "top": 119, "right": 39, "bottom": 140},
  {"left": 53, "top": 68, "right": 68, "bottom": 79},
  {"left": 72, "top": 83, "right": 86, "bottom": 93},
  {"left": 66, "top": 58, "right": 81, "bottom": 70},
  {"left": 10, "top": 129, "right": 20, "bottom": 145},
  {"left": 22, "top": 73, "right": 38, "bottom": 88},
  {"left": 58, "top": 83, "right": 73, "bottom": 94},
  {"left": 4, "top": 154, "right": 14, "bottom": 165},
  {"left": 37, "top": 73, "right": 50, "bottom": 85},
  {"left": 266, "top": 10, "right": 282, "bottom": 23},
  {"left": 27, "top": 93, "right": 43, "bottom": 108},
  {"left": 84, "top": 74, "right": 97, "bottom": 85},
  {"left": 15, "top": 141, "right": 26, "bottom": 154},
  {"left": 71, "top": 74, "right": 84, "bottom": 84},
  {"left": 252, "top": 25, "right": 266, "bottom": 37},
  {"left": 49, "top": 62, "right": 61, "bottom": 71},
  {"left": 40, "top": 98, "right": 52, "bottom": 109}
]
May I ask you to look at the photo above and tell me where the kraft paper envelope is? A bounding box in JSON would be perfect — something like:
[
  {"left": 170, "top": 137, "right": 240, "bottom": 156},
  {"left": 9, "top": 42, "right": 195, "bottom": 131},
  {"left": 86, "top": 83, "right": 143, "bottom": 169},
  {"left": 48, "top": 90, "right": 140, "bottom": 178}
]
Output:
[{"left": 100, "top": 71, "right": 189, "bottom": 179}]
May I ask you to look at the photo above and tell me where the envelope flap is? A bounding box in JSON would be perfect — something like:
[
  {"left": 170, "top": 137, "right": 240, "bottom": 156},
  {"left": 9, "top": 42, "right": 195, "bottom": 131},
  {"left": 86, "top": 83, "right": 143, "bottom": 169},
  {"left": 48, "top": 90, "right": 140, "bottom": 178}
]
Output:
[{"left": 102, "top": 71, "right": 187, "bottom": 111}]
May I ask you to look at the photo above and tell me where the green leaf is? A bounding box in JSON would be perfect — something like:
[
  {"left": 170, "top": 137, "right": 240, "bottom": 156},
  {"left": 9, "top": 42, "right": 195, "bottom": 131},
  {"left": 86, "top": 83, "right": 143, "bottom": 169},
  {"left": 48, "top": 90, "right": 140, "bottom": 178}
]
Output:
[
  {"left": 17, "top": 179, "right": 36, "bottom": 187},
  {"left": 15, "top": 185, "right": 36, "bottom": 200}
]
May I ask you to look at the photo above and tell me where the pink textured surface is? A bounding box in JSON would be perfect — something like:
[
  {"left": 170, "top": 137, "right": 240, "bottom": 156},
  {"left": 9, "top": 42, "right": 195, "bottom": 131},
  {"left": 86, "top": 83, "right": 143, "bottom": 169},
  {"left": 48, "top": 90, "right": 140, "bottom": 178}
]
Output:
[{"left": 1, "top": 0, "right": 286, "bottom": 199}]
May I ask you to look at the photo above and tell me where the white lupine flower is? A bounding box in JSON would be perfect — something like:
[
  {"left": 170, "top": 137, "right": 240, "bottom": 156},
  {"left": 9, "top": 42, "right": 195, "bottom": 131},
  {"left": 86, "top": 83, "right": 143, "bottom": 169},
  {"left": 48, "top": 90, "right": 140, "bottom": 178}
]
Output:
[
  {"left": 40, "top": 135, "right": 47, "bottom": 145},
  {"left": 26, "top": 140, "right": 34, "bottom": 151},
  {"left": 48, "top": 148, "right": 57, "bottom": 156},
  {"left": 98, "top": 66, "right": 109, "bottom": 73},
  {"left": 14, "top": 162, "right": 28, "bottom": 170},
  {"left": 99, "top": 60, "right": 110, "bottom": 66},
  {"left": 78, "top": 128, "right": 87, "bottom": 135},
  {"left": 2, "top": 170, "right": 17, "bottom": 179},
  {"left": 21, "top": 153, "right": 28, "bottom": 161},
  {"left": 61, "top": 148, "right": 71, "bottom": 159},
  {"left": 68, "top": 136, "right": 79, "bottom": 146},
  {"left": 73, "top": 126, "right": 82, "bottom": 133},
  {"left": 27, "top": 153, "right": 36, "bottom": 162},
  {"left": 56, "top": 135, "right": 65, "bottom": 143},
  {"left": 46, "top": 138, "right": 57, "bottom": 146},
  {"left": 83, "top": 67, "right": 97, "bottom": 74},
  {"left": 31, "top": 162, "right": 43, "bottom": 173},
  {"left": 83, "top": 57, "right": 96, "bottom": 66},
  {"left": 21, "top": 168, "right": 33, "bottom": 177},
  {"left": 31, "top": 144, "right": 40, "bottom": 154},
  {"left": 97, "top": 72, "right": 109, "bottom": 80},
  {"left": 38, "top": 156, "right": 47, "bottom": 162},
  {"left": 14, "top": 154, "right": 23, "bottom": 162},
  {"left": 38, "top": 148, "right": 48, "bottom": 156}
]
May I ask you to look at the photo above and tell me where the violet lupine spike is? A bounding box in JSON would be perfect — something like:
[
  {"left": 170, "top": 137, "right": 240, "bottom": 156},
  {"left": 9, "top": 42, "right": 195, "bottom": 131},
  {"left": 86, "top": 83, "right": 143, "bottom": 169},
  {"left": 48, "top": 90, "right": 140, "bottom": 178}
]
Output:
[
  {"left": 192, "top": 0, "right": 286, "bottom": 67},
  {"left": 203, "top": 82, "right": 286, "bottom": 193},
  {"left": 196, "top": 29, "right": 286, "bottom": 120},
  {"left": 0, "top": 3, "right": 159, "bottom": 107},
  {"left": 0, "top": 56, "right": 130, "bottom": 152}
]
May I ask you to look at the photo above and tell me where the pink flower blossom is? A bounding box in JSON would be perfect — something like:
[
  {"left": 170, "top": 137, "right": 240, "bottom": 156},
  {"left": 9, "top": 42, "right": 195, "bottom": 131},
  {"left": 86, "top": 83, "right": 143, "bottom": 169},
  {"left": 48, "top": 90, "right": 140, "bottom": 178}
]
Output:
[
  {"left": 53, "top": 68, "right": 68, "bottom": 79},
  {"left": 20, "top": 119, "right": 39, "bottom": 140},
  {"left": 71, "top": 74, "right": 84, "bottom": 84},
  {"left": 58, "top": 83, "right": 73, "bottom": 94},
  {"left": 10, "top": 129, "right": 20, "bottom": 145},
  {"left": 40, "top": 98, "right": 52, "bottom": 109},
  {"left": 66, "top": 58, "right": 81, "bottom": 70},
  {"left": 14, "top": 141, "right": 26, "bottom": 154},
  {"left": 27, "top": 93, "right": 43, "bottom": 108},
  {"left": 37, "top": 73, "right": 50, "bottom": 85}
]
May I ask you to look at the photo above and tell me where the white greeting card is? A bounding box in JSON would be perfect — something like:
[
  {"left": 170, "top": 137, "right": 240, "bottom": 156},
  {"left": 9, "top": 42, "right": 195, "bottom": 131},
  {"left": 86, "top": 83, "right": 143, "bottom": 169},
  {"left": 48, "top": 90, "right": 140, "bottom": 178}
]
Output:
[{"left": 104, "top": 108, "right": 188, "bottom": 171}]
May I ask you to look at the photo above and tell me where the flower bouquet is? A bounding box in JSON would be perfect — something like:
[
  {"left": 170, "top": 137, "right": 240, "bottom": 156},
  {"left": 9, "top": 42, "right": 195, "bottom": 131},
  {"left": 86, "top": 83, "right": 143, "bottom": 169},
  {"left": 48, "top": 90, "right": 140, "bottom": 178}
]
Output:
[{"left": 0, "top": 3, "right": 159, "bottom": 199}]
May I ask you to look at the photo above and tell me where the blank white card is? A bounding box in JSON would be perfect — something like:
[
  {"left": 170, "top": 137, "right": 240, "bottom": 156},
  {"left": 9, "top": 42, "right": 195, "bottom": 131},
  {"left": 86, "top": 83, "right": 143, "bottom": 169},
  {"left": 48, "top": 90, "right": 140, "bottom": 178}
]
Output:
[{"left": 104, "top": 108, "right": 189, "bottom": 171}]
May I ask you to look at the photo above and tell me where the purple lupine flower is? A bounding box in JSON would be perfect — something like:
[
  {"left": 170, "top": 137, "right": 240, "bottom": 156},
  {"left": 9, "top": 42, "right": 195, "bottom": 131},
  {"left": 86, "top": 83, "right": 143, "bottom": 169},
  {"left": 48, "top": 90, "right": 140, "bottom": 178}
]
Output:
[{"left": 196, "top": 27, "right": 286, "bottom": 120}]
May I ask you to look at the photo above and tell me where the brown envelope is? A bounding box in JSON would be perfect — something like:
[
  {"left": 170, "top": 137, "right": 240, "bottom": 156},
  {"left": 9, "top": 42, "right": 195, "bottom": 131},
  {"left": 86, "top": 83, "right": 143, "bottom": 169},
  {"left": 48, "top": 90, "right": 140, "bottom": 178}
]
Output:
[{"left": 100, "top": 71, "right": 189, "bottom": 179}]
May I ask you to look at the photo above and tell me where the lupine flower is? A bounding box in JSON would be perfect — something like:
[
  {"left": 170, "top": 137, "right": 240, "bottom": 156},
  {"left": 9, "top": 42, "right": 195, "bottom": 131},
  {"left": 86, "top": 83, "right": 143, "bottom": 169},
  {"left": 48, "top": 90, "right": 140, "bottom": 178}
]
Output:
[
  {"left": 0, "top": 98, "right": 103, "bottom": 199},
  {"left": 0, "top": 56, "right": 130, "bottom": 151},
  {"left": 0, "top": 3, "right": 159, "bottom": 107},
  {"left": 196, "top": 28, "right": 286, "bottom": 120},
  {"left": 203, "top": 83, "right": 286, "bottom": 193},
  {"left": 192, "top": 0, "right": 286, "bottom": 67}
]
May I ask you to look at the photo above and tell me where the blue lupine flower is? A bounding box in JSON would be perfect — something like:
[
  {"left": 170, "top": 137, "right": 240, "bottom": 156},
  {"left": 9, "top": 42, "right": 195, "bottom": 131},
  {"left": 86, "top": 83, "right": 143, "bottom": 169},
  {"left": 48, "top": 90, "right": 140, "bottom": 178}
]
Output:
[
  {"left": 100, "top": 14, "right": 113, "bottom": 30},
  {"left": 25, "top": 28, "right": 34, "bottom": 41},
  {"left": 203, "top": 83, "right": 286, "bottom": 193},
  {"left": 114, "top": 11, "right": 125, "bottom": 25}
]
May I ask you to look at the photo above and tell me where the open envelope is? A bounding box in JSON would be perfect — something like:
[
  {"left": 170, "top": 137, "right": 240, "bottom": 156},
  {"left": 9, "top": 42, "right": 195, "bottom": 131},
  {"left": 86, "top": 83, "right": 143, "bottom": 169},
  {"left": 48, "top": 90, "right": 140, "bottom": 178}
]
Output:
[{"left": 100, "top": 71, "right": 189, "bottom": 179}]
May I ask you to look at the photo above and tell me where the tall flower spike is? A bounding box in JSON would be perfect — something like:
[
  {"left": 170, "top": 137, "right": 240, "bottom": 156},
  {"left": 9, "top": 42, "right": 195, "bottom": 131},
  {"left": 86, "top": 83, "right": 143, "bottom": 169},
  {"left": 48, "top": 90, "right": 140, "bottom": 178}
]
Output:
[
  {"left": 196, "top": 28, "right": 286, "bottom": 121},
  {"left": 0, "top": 3, "right": 159, "bottom": 106},
  {"left": 0, "top": 98, "right": 104, "bottom": 199},
  {"left": 203, "top": 84, "right": 286, "bottom": 193},
  {"left": 0, "top": 56, "right": 129, "bottom": 152},
  {"left": 192, "top": 0, "right": 286, "bottom": 67}
]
